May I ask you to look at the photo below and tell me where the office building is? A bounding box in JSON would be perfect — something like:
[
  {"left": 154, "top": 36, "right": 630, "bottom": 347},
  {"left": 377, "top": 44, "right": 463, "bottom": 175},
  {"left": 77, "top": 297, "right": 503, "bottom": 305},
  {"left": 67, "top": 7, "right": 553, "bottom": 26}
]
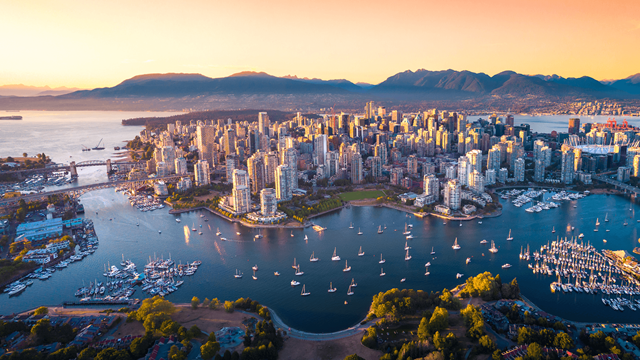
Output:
[{"left": 258, "top": 112, "right": 270, "bottom": 135}]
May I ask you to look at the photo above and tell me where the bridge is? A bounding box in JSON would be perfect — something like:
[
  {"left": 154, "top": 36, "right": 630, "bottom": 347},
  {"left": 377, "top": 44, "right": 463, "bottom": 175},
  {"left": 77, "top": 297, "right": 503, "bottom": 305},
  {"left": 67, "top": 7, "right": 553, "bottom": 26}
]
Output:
[
  {"left": 0, "top": 159, "right": 117, "bottom": 178},
  {"left": 75, "top": 160, "right": 108, "bottom": 167},
  {"left": 0, "top": 174, "right": 187, "bottom": 208},
  {"left": 592, "top": 174, "right": 640, "bottom": 195}
]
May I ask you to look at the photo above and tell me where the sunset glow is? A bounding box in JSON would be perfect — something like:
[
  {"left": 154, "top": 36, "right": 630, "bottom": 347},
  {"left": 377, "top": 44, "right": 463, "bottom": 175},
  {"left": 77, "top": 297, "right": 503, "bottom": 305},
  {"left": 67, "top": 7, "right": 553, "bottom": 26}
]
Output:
[{"left": 1, "top": 0, "right": 639, "bottom": 88}]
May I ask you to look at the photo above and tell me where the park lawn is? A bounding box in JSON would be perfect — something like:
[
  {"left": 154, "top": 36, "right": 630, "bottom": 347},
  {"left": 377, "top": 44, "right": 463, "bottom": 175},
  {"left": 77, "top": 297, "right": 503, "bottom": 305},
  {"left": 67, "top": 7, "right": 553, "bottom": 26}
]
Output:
[{"left": 339, "top": 190, "right": 385, "bottom": 201}]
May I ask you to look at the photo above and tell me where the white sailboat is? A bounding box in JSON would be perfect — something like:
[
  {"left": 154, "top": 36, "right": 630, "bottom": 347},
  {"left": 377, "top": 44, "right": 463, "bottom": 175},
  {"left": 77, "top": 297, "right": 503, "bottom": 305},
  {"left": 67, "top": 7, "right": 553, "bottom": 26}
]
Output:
[
  {"left": 489, "top": 240, "right": 498, "bottom": 253},
  {"left": 379, "top": 253, "right": 386, "bottom": 264},
  {"left": 404, "top": 241, "right": 411, "bottom": 250},
  {"left": 295, "top": 264, "right": 304, "bottom": 276},
  {"left": 343, "top": 260, "right": 351, "bottom": 272},
  {"left": 552, "top": 226, "right": 555, "bottom": 233},
  {"left": 328, "top": 282, "right": 336, "bottom": 293},
  {"left": 596, "top": 218, "right": 600, "bottom": 226},
  {"left": 216, "top": 228, "right": 221, "bottom": 236},
  {"left": 292, "top": 258, "right": 297, "bottom": 269},
  {"left": 331, "top": 248, "right": 341, "bottom": 261},
  {"left": 605, "top": 213, "right": 609, "bottom": 222},
  {"left": 452, "top": 237, "right": 461, "bottom": 250},
  {"left": 301, "top": 284, "right": 310, "bottom": 296},
  {"left": 380, "top": 268, "right": 386, "bottom": 276},
  {"left": 357, "top": 227, "right": 363, "bottom": 235},
  {"left": 350, "top": 278, "right": 357, "bottom": 287},
  {"left": 192, "top": 223, "right": 196, "bottom": 231},
  {"left": 349, "top": 222, "right": 354, "bottom": 229},
  {"left": 358, "top": 246, "right": 365, "bottom": 256},
  {"left": 310, "top": 252, "right": 319, "bottom": 262},
  {"left": 234, "top": 269, "right": 242, "bottom": 279},
  {"left": 347, "top": 284, "right": 354, "bottom": 296},
  {"left": 291, "top": 280, "right": 300, "bottom": 286},
  {"left": 378, "top": 225, "right": 383, "bottom": 234},
  {"left": 403, "top": 223, "right": 411, "bottom": 235},
  {"left": 430, "top": 247, "right": 435, "bottom": 255},
  {"left": 507, "top": 229, "right": 513, "bottom": 241},
  {"left": 405, "top": 248, "right": 412, "bottom": 261},
  {"left": 304, "top": 234, "right": 308, "bottom": 240},
  {"left": 290, "top": 231, "right": 294, "bottom": 237},
  {"left": 252, "top": 270, "right": 257, "bottom": 280}
]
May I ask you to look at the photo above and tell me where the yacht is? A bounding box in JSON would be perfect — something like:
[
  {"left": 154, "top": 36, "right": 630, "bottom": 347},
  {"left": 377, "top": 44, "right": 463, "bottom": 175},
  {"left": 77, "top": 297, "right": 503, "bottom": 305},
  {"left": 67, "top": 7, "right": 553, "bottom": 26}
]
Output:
[
  {"left": 350, "top": 278, "right": 357, "bottom": 287},
  {"left": 406, "top": 234, "right": 414, "bottom": 239},
  {"left": 403, "top": 224, "right": 411, "bottom": 235},
  {"left": 405, "top": 249, "right": 412, "bottom": 261},
  {"left": 400, "top": 278, "right": 406, "bottom": 283},
  {"left": 304, "top": 235, "right": 308, "bottom": 241},
  {"left": 274, "top": 271, "right": 280, "bottom": 276},
  {"left": 378, "top": 225, "right": 383, "bottom": 234},
  {"left": 301, "top": 285, "right": 310, "bottom": 296},
  {"left": 234, "top": 270, "right": 243, "bottom": 279},
  {"left": 176, "top": 218, "right": 181, "bottom": 223},
  {"left": 255, "top": 230, "right": 263, "bottom": 239},
  {"left": 8, "top": 284, "right": 26, "bottom": 296},
  {"left": 379, "top": 253, "right": 386, "bottom": 264},
  {"left": 216, "top": 228, "right": 221, "bottom": 236},
  {"left": 220, "top": 237, "right": 227, "bottom": 241},
  {"left": 310, "top": 252, "right": 319, "bottom": 262},
  {"left": 358, "top": 246, "right": 365, "bottom": 256},
  {"left": 252, "top": 270, "right": 257, "bottom": 280},
  {"left": 603, "top": 239, "right": 607, "bottom": 243},
  {"left": 347, "top": 285, "right": 354, "bottom": 296},
  {"left": 291, "top": 280, "right": 300, "bottom": 286},
  {"left": 331, "top": 248, "right": 341, "bottom": 261},
  {"left": 489, "top": 241, "right": 498, "bottom": 253},
  {"left": 328, "top": 282, "right": 337, "bottom": 292},
  {"left": 480, "top": 239, "right": 488, "bottom": 244},
  {"left": 343, "top": 260, "right": 351, "bottom": 272},
  {"left": 290, "top": 231, "right": 294, "bottom": 237},
  {"left": 349, "top": 222, "right": 354, "bottom": 229},
  {"left": 425, "top": 262, "right": 431, "bottom": 267},
  {"left": 605, "top": 213, "right": 609, "bottom": 222},
  {"left": 430, "top": 247, "right": 436, "bottom": 255},
  {"left": 292, "top": 258, "right": 297, "bottom": 269},
  {"left": 425, "top": 269, "right": 430, "bottom": 276},
  {"left": 252, "top": 264, "right": 258, "bottom": 271},
  {"left": 380, "top": 268, "right": 386, "bottom": 276},
  {"left": 198, "top": 231, "right": 203, "bottom": 235},
  {"left": 158, "top": 230, "right": 161, "bottom": 234},
  {"left": 295, "top": 264, "right": 304, "bottom": 276},
  {"left": 596, "top": 218, "right": 600, "bottom": 226},
  {"left": 452, "top": 237, "right": 461, "bottom": 250},
  {"left": 357, "top": 228, "right": 363, "bottom": 235},
  {"left": 502, "top": 264, "right": 512, "bottom": 269},
  {"left": 507, "top": 229, "right": 513, "bottom": 241},
  {"left": 478, "top": 221, "right": 483, "bottom": 224},
  {"left": 404, "top": 242, "right": 411, "bottom": 250},
  {"left": 466, "top": 258, "right": 471, "bottom": 264},
  {"left": 192, "top": 223, "right": 196, "bottom": 231},
  {"left": 552, "top": 226, "right": 555, "bottom": 233},
  {"left": 456, "top": 273, "right": 464, "bottom": 279}
]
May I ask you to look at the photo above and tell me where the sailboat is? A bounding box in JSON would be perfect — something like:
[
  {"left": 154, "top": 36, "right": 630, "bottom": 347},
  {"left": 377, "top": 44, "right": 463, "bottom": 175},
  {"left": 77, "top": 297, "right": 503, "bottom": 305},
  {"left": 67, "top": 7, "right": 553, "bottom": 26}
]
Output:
[
  {"left": 295, "top": 264, "right": 304, "bottom": 276},
  {"left": 290, "top": 231, "right": 294, "bottom": 237},
  {"left": 310, "top": 252, "right": 319, "bottom": 262},
  {"left": 349, "top": 222, "right": 354, "bottom": 229},
  {"left": 216, "top": 228, "right": 221, "bottom": 236},
  {"left": 380, "top": 268, "right": 386, "bottom": 276},
  {"left": 596, "top": 218, "right": 600, "bottom": 226},
  {"left": 507, "top": 229, "right": 513, "bottom": 241},
  {"left": 192, "top": 223, "right": 196, "bottom": 231},
  {"left": 301, "top": 284, "right": 310, "bottom": 296},
  {"left": 234, "top": 269, "right": 242, "bottom": 279},
  {"left": 430, "top": 247, "right": 435, "bottom": 255},
  {"left": 378, "top": 225, "right": 383, "bottom": 234},
  {"left": 405, "top": 248, "right": 412, "bottom": 261},
  {"left": 304, "top": 234, "right": 308, "bottom": 240},
  {"left": 489, "top": 240, "right": 498, "bottom": 253},
  {"left": 350, "top": 278, "right": 357, "bottom": 287},
  {"left": 347, "top": 284, "right": 354, "bottom": 296},
  {"left": 552, "top": 226, "right": 555, "bottom": 233},
  {"left": 252, "top": 270, "right": 257, "bottom": 280},
  {"left": 343, "top": 260, "right": 351, "bottom": 272},
  {"left": 403, "top": 223, "right": 411, "bottom": 235},
  {"left": 292, "top": 258, "right": 297, "bottom": 269},
  {"left": 459, "top": 220, "right": 462, "bottom": 227},
  {"left": 605, "top": 213, "right": 609, "bottom": 222},
  {"left": 331, "top": 248, "right": 341, "bottom": 261},
  {"left": 405, "top": 242, "right": 411, "bottom": 250},
  {"left": 379, "top": 253, "right": 386, "bottom": 264},
  {"left": 358, "top": 246, "right": 365, "bottom": 256},
  {"left": 357, "top": 228, "right": 363, "bottom": 235},
  {"left": 452, "top": 237, "right": 461, "bottom": 250},
  {"left": 328, "top": 282, "right": 336, "bottom": 293}
]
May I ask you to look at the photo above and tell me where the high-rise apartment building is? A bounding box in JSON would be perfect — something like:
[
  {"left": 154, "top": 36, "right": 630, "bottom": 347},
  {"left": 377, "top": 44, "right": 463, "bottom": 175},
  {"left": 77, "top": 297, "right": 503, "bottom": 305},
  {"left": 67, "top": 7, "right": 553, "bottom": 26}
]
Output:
[
  {"left": 314, "top": 134, "right": 327, "bottom": 166},
  {"left": 534, "top": 159, "right": 545, "bottom": 183},
  {"left": 194, "top": 160, "right": 210, "bottom": 187},
  {"left": 407, "top": 155, "right": 418, "bottom": 175},
  {"left": 561, "top": 149, "right": 575, "bottom": 184},
  {"left": 351, "top": 152, "right": 363, "bottom": 184},
  {"left": 175, "top": 157, "right": 188, "bottom": 175},
  {"left": 374, "top": 144, "right": 388, "bottom": 165},
  {"left": 275, "top": 165, "right": 292, "bottom": 201},
  {"left": 469, "top": 170, "right": 484, "bottom": 194},
  {"left": 424, "top": 174, "right": 439, "bottom": 201},
  {"left": 264, "top": 152, "right": 278, "bottom": 185},
  {"left": 325, "top": 151, "right": 340, "bottom": 178},
  {"left": 568, "top": 118, "right": 580, "bottom": 135},
  {"left": 281, "top": 147, "right": 298, "bottom": 190},
  {"left": 258, "top": 112, "right": 270, "bottom": 135},
  {"left": 514, "top": 158, "right": 525, "bottom": 182},
  {"left": 225, "top": 154, "right": 237, "bottom": 184},
  {"left": 457, "top": 156, "right": 470, "bottom": 186},
  {"left": 444, "top": 179, "right": 461, "bottom": 210},
  {"left": 487, "top": 146, "right": 501, "bottom": 172},
  {"left": 232, "top": 169, "right": 251, "bottom": 214},
  {"left": 370, "top": 156, "right": 383, "bottom": 178},
  {"left": 247, "top": 153, "right": 265, "bottom": 194},
  {"left": 260, "top": 188, "right": 277, "bottom": 216}
]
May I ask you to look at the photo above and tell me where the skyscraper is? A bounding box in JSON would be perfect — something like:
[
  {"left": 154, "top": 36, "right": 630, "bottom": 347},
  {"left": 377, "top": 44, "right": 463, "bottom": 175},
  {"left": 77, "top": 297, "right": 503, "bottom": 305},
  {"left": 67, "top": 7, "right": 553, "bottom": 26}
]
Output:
[
  {"left": 351, "top": 152, "right": 363, "bottom": 184},
  {"left": 466, "top": 149, "right": 482, "bottom": 173},
  {"left": 232, "top": 169, "right": 251, "bottom": 214},
  {"left": 568, "top": 118, "right": 580, "bottom": 135},
  {"left": 258, "top": 112, "right": 270, "bottom": 135},
  {"left": 487, "top": 146, "right": 501, "bottom": 172},
  {"left": 424, "top": 174, "right": 439, "bottom": 201},
  {"left": 444, "top": 179, "right": 461, "bottom": 210},
  {"left": 225, "top": 154, "right": 237, "bottom": 184},
  {"left": 534, "top": 159, "right": 545, "bottom": 182},
  {"left": 561, "top": 150, "right": 575, "bottom": 184},
  {"left": 175, "top": 157, "right": 188, "bottom": 175},
  {"left": 224, "top": 128, "right": 236, "bottom": 156},
  {"left": 469, "top": 170, "right": 484, "bottom": 194},
  {"left": 314, "top": 134, "right": 327, "bottom": 166},
  {"left": 281, "top": 147, "right": 298, "bottom": 190},
  {"left": 514, "top": 158, "right": 525, "bottom": 182},
  {"left": 263, "top": 152, "right": 278, "bottom": 185},
  {"left": 260, "top": 188, "right": 277, "bottom": 216},
  {"left": 370, "top": 156, "right": 383, "bottom": 178},
  {"left": 275, "top": 165, "right": 292, "bottom": 201},
  {"left": 374, "top": 143, "right": 388, "bottom": 165},
  {"left": 247, "top": 153, "right": 265, "bottom": 194},
  {"left": 407, "top": 155, "right": 418, "bottom": 175},
  {"left": 325, "top": 151, "right": 340, "bottom": 177},
  {"left": 457, "top": 156, "right": 470, "bottom": 186},
  {"left": 194, "top": 160, "right": 210, "bottom": 187}
]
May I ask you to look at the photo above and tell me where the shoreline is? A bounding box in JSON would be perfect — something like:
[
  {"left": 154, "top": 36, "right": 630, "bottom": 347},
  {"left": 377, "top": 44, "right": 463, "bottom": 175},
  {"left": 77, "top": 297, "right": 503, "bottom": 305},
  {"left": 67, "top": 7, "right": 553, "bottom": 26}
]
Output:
[
  {"left": 169, "top": 205, "right": 307, "bottom": 229},
  {"left": 349, "top": 200, "right": 503, "bottom": 221}
]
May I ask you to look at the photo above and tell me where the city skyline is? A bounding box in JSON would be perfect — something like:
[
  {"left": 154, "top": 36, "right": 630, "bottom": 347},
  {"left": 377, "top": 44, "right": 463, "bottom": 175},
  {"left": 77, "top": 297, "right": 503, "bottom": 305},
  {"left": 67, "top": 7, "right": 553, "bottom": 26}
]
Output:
[{"left": 1, "top": 0, "right": 640, "bottom": 88}]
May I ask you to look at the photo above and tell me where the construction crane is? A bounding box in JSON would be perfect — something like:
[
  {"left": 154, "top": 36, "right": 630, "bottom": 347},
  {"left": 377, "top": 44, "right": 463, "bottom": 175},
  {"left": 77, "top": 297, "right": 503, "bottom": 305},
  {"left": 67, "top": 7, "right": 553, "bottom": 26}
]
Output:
[
  {"left": 92, "top": 138, "right": 105, "bottom": 150},
  {"left": 81, "top": 145, "right": 91, "bottom": 152}
]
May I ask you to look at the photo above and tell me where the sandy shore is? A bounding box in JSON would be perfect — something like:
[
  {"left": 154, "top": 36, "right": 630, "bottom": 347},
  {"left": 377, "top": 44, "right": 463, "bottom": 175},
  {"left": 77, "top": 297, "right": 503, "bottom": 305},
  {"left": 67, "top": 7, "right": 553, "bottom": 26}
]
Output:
[{"left": 279, "top": 332, "right": 382, "bottom": 360}]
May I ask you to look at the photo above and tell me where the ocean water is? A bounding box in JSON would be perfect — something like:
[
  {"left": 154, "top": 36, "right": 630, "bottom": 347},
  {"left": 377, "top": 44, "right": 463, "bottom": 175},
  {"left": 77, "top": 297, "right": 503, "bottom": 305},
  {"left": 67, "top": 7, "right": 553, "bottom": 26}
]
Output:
[{"left": 465, "top": 114, "right": 640, "bottom": 134}]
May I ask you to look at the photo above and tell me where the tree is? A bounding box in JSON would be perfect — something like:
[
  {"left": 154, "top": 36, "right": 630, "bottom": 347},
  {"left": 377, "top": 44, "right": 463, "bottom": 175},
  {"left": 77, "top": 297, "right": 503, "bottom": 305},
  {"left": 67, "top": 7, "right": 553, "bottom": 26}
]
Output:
[
  {"left": 189, "top": 325, "right": 202, "bottom": 338},
  {"left": 527, "top": 343, "right": 543, "bottom": 360},
  {"left": 201, "top": 341, "right": 221, "bottom": 360},
  {"left": 168, "top": 345, "right": 187, "bottom": 360},
  {"left": 428, "top": 307, "right": 449, "bottom": 334},
  {"left": 209, "top": 298, "right": 220, "bottom": 310},
  {"left": 344, "top": 355, "right": 365, "bottom": 360},
  {"left": 418, "top": 317, "right": 430, "bottom": 340},
  {"left": 23, "top": 153, "right": 28, "bottom": 158},
  {"left": 34, "top": 306, "right": 49, "bottom": 315},
  {"left": 479, "top": 335, "right": 497, "bottom": 353},
  {"left": 224, "top": 301, "right": 235, "bottom": 313},
  {"left": 78, "top": 348, "right": 98, "bottom": 360},
  {"left": 554, "top": 332, "right": 574, "bottom": 350},
  {"left": 31, "top": 318, "right": 53, "bottom": 343},
  {"left": 191, "top": 296, "right": 201, "bottom": 309}
]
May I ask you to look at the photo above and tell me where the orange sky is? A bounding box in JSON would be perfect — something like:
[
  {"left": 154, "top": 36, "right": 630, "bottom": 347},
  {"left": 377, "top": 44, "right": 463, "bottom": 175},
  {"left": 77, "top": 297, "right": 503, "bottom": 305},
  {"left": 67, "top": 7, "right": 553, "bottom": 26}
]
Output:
[{"left": 1, "top": 0, "right": 639, "bottom": 88}]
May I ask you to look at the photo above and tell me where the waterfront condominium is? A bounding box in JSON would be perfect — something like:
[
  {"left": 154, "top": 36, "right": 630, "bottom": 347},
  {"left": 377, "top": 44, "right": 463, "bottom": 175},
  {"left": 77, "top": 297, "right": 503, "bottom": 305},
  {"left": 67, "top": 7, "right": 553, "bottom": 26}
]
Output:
[
  {"left": 281, "top": 147, "right": 298, "bottom": 190},
  {"left": 225, "top": 154, "right": 237, "bottom": 184},
  {"left": 351, "top": 152, "right": 363, "bottom": 184},
  {"left": 260, "top": 188, "right": 277, "bottom": 216},
  {"left": 232, "top": 169, "right": 251, "bottom": 214},
  {"left": 424, "top": 174, "right": 439, "bottom": 201},
  {"left": 247, "top": 152, "right": 266, "bottom": 194},
  {"left": 514, "top": 158, "right": 525, "bottom": 182},
  {"left": 444, "top": 179, "right": 461, "bottom": 210},
  {"left": 194, "top": 160, "right": 210, "bottom": 187},
  {"left": 275, "top": 165, "right": 292, "bottom": 201}
]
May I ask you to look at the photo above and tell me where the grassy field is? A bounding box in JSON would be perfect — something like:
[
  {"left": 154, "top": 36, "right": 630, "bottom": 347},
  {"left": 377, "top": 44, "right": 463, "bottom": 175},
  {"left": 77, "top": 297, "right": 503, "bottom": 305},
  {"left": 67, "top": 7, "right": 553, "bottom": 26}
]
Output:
[{"left": 338, "top": 190, "right": 385, "bottom": 201}]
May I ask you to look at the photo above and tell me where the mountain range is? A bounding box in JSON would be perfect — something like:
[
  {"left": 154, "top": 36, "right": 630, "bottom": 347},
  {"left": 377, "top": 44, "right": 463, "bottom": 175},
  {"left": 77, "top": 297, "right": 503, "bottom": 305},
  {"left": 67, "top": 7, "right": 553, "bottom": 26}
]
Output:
[
  {"left": 0, "top": 84, "right": 83, "bottom": 97},
  {"left": 51, "top": 70, "right": 640, "bottom": 100}
]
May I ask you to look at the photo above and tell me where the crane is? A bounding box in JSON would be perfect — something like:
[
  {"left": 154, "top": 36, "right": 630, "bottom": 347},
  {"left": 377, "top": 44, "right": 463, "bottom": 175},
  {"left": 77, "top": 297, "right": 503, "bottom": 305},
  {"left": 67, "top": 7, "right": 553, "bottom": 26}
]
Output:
[{"left": 92, "top": 138, "right": 105, "bottom": 150}]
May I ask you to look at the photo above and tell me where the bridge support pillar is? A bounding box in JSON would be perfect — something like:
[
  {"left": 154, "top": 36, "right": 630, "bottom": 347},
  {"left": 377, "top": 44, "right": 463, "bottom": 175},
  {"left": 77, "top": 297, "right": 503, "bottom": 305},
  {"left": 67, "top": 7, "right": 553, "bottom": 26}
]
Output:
[
  {"left": 106, "top": 159, "right": 112, "bottom": 174},
  {"left": 70, "top": 162, "right": 77, "bottom": 177}
]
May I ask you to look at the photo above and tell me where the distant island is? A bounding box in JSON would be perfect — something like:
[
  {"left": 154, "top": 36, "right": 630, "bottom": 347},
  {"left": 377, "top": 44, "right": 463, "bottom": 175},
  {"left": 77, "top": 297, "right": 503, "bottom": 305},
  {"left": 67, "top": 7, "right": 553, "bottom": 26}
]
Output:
[{"left": 0, "top": 115, "right": 22, "bottom": 120}]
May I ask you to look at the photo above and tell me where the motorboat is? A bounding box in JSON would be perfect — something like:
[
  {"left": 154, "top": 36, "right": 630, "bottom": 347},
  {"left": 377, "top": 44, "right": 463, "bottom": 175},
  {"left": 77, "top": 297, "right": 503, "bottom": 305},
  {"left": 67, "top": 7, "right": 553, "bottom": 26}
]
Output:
[
  {"left": 274, "top": 271, "right": 280, "bottom": 276},
  {"left": 301, "top": 285, "right": 310, "bottom": 296},
  {"left": 291, "top": 280, "right": 300, "bottom": 286},
  {"left": 406, "top": 234, "right": 414, "bottom": 239},
  {"left": 502, "top": 264, "right": 512, "bottom": 269},
  {"left": 176, "top": 219, "right": 181, "bottom": 223},
  {"left": 343, "top": 260, "right": 351, "bottom": 272},
  {"left": 466, "top": 258, "right": 471, "bottom": 264},
  {"left": 379, "top": 253, "right": 385, "bottom": 264},
  {"left": 310, "top": 252, "right": 319, "bottom": 262},
  {"left": 480, "top": 239, "right": 488, "bottom": 244},
  {"left": 400, "top": 278, "right": 406, "bottom": 283},
  {"left": 456, "top": 273, "right": 464, "bottom": 279},
  {"left": 331, "top": 248, "right": 341, "bottom": 261},
  {"left": 358, "top": 246, "right": 365, "bottom": 256},
  {"left": 328, "top": 282, "right": 336, "bottom": 292},
  {"left": 452, "top": 237, "right": 461, "bottom": 250},
  {"left": 380, "top": 268, "right": 386, "bottom": 276}
]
